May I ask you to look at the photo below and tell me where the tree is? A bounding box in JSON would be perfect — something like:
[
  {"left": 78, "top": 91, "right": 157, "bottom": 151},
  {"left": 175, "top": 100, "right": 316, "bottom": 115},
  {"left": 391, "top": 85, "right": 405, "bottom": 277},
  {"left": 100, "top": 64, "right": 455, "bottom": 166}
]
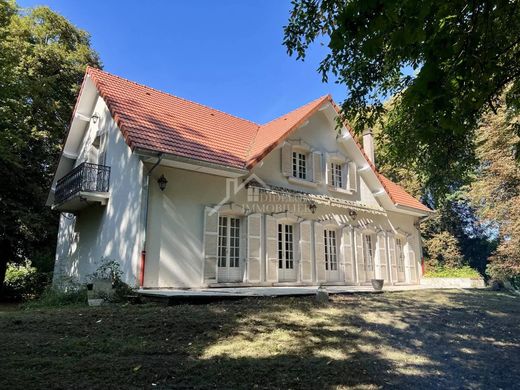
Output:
[
  {"left": 284, "top": 0, "right": 520, "bottom": 198},
  {"left": 467, "top": 101, "right": 520, "bottom": 281},
  {"left": 0, "top": 0, "right": 100, "bottom": 290}
]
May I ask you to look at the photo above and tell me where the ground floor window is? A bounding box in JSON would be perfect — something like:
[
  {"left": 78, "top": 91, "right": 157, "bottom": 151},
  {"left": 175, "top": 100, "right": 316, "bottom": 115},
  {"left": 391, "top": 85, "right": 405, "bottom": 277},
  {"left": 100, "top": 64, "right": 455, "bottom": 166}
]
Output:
[
  {"left": 363, "top": 234, "right": 375, "bottom": 271},
  {"left": 218, "top": 216, "right": 240, "bottom": 268},
  {"left": 396, "top": 238, "right": 405, "bottom": 272},
  {"left": 278, "top": 223, "right": 294, "bottom": 270},
  {"left": 324, "top": 229, "right": 338, "bottom": 271}
]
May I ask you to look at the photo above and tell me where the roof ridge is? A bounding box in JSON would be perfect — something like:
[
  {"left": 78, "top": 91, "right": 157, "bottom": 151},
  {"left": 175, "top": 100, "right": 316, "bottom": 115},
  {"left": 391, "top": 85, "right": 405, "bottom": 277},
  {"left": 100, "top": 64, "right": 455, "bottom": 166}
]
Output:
[
  {"left": 86, "top": 66, "right": 260, "bottom": 127},
  {"left": 260, "top": 94, "right": 331, "bottom": 127}
]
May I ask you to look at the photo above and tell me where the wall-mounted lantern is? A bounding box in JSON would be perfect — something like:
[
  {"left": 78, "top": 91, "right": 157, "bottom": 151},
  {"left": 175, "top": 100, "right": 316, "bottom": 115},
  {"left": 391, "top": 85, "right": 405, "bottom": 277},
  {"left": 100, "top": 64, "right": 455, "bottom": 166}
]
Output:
[
  {"left": 348, "top": 209, "right": 358, "bottom": 220},
  {"left": 91, "top": 113, "right": 100, "bottom": 124},
  {"left": 308, "top": 201, "right": 317, "bottom": 214},
  {"left": 157, "top": 174, "right": 168, "bottom": 191}
]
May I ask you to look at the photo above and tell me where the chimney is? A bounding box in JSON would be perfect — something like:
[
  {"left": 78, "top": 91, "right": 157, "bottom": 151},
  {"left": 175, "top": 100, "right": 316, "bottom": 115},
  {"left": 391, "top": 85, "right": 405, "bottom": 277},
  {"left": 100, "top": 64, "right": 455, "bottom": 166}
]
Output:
[{"left": 362, "top": 128, "right": 375, "bottom": 166}]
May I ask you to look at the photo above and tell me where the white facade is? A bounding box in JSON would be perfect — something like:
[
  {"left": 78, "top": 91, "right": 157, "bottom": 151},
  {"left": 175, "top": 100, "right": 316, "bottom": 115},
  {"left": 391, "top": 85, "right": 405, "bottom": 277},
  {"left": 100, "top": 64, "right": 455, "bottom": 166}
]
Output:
[{"left": 51, "top": 80, "right": 429, "bottom": 289}]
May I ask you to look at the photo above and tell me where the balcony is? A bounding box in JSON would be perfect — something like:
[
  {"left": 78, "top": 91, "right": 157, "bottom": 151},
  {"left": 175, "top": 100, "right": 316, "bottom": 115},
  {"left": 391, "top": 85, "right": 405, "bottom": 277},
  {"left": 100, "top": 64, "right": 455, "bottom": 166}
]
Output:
[{"left": 53, "top": 162, "right": 111, "bottom": 212}]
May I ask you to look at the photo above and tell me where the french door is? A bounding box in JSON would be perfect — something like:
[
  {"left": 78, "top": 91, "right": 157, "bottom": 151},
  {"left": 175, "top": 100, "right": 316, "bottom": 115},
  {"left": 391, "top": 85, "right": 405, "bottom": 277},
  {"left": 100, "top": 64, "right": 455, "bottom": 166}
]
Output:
[
  {"left": 324, "top": 229, "right": 341, "bottom": 281},
  {"left": 396, "top": 238, "right": 406, "bottom": 282},
  {"left": 217, "top": 216, "right": 242, "bottom": 282},
  {"left": 363, "top": 234, "right": 375, "bottom": 281},
  {"left": 278, "top": 223, "right": 297, "bottom": 281}
]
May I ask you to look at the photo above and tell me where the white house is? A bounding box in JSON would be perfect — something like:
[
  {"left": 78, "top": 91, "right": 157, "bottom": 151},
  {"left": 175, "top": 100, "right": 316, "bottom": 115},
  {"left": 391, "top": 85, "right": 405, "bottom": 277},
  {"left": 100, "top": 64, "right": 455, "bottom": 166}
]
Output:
[{"left": 48, "top": 67, "right": 432, "bottom": 289}]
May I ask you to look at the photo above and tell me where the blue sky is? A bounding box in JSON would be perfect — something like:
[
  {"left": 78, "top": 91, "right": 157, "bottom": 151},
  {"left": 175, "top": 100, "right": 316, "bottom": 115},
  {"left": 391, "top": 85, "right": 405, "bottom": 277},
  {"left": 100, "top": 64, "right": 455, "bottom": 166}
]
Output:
[{"left": 19, "top": 0, "right": 347, "bottom": 124}]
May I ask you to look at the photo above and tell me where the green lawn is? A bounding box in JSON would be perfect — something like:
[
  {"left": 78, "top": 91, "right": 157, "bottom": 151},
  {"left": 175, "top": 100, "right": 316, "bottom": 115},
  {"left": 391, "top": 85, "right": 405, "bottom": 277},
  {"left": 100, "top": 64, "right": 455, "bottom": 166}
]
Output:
[{"left": 1, "top": 290, "right": 519, "bottom": 389}]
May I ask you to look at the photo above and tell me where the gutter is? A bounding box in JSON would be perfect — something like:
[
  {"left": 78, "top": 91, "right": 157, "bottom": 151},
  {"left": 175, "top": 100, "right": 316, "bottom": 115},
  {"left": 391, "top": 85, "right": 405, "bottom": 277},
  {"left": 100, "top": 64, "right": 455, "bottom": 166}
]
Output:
[{"left": 139, "top": 153, "right": 163, "bottom": 287}]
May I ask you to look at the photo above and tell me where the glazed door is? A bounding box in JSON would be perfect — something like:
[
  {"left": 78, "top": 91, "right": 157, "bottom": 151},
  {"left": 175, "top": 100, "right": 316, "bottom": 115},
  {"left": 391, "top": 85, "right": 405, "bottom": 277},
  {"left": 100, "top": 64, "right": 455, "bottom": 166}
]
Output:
[
  {"left": 363, "top": 234, "right": 376, "bottom": 281},
  {"left": 217, "top": 216, "right": 242, "bottom": 283},
  {"left": 395, "top": 238, "right": 406, "bottom": 283},
  {"left": 324, "top": 229, "right": 341, "bottom": 282},
  {"left": 278, "top": 223, "right": 297, "bottom": 281}
]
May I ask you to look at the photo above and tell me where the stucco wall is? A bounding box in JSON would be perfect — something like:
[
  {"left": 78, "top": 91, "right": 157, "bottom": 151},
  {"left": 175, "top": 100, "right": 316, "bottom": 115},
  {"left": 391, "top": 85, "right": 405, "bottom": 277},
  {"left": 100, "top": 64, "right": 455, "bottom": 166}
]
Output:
[{"left": 53, "top": 96, "right": 144, "bottom": 287}]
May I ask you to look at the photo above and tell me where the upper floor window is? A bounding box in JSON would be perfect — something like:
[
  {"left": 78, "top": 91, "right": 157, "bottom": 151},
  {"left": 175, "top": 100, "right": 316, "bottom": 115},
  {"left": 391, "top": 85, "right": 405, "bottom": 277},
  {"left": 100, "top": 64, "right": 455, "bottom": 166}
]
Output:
[
  {"left": 330, "top": 162, "right": 343, "bottom": 188},
  {"left": 292, "top": 151, "right": 307, "bottom": 179}
]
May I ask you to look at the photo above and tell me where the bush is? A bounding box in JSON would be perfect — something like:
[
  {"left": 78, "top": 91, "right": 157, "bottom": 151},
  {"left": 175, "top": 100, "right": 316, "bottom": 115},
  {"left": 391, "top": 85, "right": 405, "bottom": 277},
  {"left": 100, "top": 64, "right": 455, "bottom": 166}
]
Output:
[
  {"left": 424, "top": 265, "right": 481, "bottom": 279},
  {"left": 23, "top": 286, "right": 87, "bottom": 309},
  {"left": 3, "top": 262, "right": 51, "bottom": 301}
]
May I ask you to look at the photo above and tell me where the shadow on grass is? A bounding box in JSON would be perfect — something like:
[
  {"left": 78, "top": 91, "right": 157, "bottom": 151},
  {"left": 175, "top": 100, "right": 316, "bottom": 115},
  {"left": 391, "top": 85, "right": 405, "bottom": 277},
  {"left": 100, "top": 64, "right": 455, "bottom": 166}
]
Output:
[{"left": 0, "top": 289, "right": 518, "bottom": 389}]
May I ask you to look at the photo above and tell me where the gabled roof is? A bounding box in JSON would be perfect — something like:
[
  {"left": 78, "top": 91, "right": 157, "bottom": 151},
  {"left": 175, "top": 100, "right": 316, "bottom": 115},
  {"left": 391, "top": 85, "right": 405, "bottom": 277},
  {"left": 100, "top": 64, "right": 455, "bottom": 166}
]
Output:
[{"left": 80, "top": 67, "right": 431, "bottom": 213}]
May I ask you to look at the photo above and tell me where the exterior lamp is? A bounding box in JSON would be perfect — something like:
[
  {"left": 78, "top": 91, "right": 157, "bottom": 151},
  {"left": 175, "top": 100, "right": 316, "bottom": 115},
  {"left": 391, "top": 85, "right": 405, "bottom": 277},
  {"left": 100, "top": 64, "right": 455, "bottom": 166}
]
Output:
[
  {"left": 348, "top": 209, "right": 358, "bottom": 220},
  {"left": 91, "top": 113, "right": 100, "bottom": 124},
  {"left": 157, "top": 174, "right": 168, "bottom": 191},
  {"left": 308, "top": 202, "right": 317, "bottom": 214}
]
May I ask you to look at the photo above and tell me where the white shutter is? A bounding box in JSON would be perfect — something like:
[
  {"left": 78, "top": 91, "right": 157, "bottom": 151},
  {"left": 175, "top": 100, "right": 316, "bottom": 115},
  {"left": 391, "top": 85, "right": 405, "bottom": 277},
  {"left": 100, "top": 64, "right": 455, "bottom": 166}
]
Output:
[
  {"left": 246, "top": 213, "right": 262, "bottom": 283},
  {"left": 265, "top": 215, "right": 278, "bottom": 282},
  {"left": 281, "top": 142, "right": 292, "bottom": 177},
  {"left": 342, "top": 226, "right": 355, "bottom": 283},
  {"left": 376, "top": 232, "right": 388, "bottom": 281},
  {"left": 348, "top": 161, "right": 357, "bottom": 192},
  {"left": 312, "top": 151, "right": 323, "bottom": 183},
  {"left": 299, "top": 220, "right": 312, "bottom": 283},
  {"left": 325, "top": 154, "right": 332, "bottom": 185},
  {"left": 203, "top": 207, "right": 218, "bottom": 282},
  {"left": 388, "top": 234, "right": 397, "bottom": 283},
  {"left": 314, "top": 221, "right": 326, "bottom": 283},
  {"left": 354, "top": 229, "right": 365, "bottom": 283},
  {"left": 407, "top": 237, "right": 417, "bottom": 283}
]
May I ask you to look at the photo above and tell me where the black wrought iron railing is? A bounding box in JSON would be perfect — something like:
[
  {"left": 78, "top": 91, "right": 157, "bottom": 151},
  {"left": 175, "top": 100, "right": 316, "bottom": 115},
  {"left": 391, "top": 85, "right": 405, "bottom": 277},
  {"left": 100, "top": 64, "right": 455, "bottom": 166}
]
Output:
[{"left": 54, "top": 162, "right": 111, "bottom": 205}]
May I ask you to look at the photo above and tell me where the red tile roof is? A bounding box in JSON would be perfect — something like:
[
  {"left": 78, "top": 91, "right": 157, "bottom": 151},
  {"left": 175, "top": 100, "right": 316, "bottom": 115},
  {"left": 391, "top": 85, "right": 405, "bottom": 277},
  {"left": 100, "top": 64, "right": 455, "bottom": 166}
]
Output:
[
  {"left": 378, "top": 174, "right": 432, "bottom": 212},
  {"left": 85, "top": 67, "right": 431, "bottom": 212}
]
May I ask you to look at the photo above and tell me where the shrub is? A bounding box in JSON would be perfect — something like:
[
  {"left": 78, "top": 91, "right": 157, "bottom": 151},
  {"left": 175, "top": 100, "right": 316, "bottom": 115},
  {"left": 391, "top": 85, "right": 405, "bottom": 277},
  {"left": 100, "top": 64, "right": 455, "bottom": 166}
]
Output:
[
  {"left": 23, "top": 286, "right": 87, "bottom": 309},
  {"left": 3, "top": 262, "right": 51, "bottom": 301},
  {"left": 424, "top": 265, "right": 481, "bottom": 279},
  {"left": 423, "top": 231, "right": 465, "bottom": 268}
]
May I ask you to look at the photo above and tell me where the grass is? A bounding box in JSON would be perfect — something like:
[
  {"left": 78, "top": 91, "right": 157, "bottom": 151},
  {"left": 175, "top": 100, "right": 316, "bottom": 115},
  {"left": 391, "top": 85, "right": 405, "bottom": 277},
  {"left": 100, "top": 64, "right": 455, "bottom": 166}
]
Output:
[
  {"left": 1, "top": 289, "right": 519, "bottom": 389},
  {"left": 423, "top": 265, "right": 482, "bottom": 278}
]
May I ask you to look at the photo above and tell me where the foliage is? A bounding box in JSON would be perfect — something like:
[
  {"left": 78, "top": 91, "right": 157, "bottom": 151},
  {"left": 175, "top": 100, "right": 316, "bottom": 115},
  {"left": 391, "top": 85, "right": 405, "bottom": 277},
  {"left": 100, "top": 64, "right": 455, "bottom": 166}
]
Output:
[
  {"left": 423, "top": 231, "right": 464, "bottom": 269},
  {"left": 423, "top": 265, "right": 481, "bottom": 279},
  {"left": 23, "top": 285, "right": 87, "bottom": 309},
  {"left": 284, "top": 0, "right": 520, "bottom": 198},
  {"left": 87, "top": 258, "right": 135, "bottom": 303},
  {"left": 467, "top": 101, "right": 520, "bottom": 280},
  {"left": 0, "top": 0, "right": 100, "bottom": 288},
  {"left": 2, "top": 261, "right": 51, "bottom": 301}
]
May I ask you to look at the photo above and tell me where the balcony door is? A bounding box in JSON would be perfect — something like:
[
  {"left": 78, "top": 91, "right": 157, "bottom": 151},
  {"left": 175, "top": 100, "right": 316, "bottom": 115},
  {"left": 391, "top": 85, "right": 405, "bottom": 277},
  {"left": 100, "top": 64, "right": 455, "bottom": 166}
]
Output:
[
  {"left": 217, "top": 216, "right": 242, "bottom": 283},
  {"left": 324, "top": 229, "right": 341, "bottom": 282},
  {"left": 278, "top": 223, "right": 297, "bottom": 282}
]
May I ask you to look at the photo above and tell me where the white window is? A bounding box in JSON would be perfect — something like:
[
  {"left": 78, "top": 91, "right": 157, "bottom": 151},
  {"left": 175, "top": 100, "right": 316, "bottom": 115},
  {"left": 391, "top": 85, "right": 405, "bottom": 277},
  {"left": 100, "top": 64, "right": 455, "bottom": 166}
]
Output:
[
  {"left": 396, "top": 238, "right": 405, "bottom": 272},
  {"left": 324, "top": 229, "right": 338, "bottom": 271},
  {"left": 292, "top": 151, "right": 307, "bottom": 180},
  {"left": 363, "top": 234, "right": 375, "bottom": 271},
  {"left": 330, "top": 162, "right": 343, "bottom": 188},
  {"left": 278, "top": 223, "right": 294, "bottom": 270},
  {"left": 218, "top": 216, "right": 240, "bottom": 268}
]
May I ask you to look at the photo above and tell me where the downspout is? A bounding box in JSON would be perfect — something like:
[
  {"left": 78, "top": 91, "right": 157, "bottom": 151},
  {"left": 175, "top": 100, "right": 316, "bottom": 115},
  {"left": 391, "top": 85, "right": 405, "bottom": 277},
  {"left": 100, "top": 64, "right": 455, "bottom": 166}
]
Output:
[{"left": 139, "top": 153, "right": 163, "bottom": 288}]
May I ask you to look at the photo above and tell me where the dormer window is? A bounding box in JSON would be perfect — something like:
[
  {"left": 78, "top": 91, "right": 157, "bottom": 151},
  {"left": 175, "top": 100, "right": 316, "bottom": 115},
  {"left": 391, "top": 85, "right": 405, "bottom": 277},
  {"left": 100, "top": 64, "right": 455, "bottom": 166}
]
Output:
[
  {"left": 330, "top": 162, "right": 343, "bottom": 188},
  {"left": 292, "top": 151, "right": 307, "bottom": 179}
]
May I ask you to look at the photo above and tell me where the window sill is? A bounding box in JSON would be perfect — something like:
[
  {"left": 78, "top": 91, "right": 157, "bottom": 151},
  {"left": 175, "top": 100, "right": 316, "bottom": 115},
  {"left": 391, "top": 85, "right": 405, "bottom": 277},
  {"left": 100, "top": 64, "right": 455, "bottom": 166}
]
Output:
[
  {"left": 287, "top": 176, "right": 318, "bottom": 188},
  {"left": 328, "top": 186, "right": 353, "bottom": 195}
]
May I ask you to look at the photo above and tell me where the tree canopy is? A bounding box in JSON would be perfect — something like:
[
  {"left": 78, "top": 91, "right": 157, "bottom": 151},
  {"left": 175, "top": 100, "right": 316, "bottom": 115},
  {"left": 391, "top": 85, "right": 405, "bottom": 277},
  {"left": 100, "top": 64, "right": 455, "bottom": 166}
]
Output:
[
  {"left": 284, "top": 0, "right": 520, "bottom": 199},
  {"left": 0, "top": 0, "right": 100, "bottom": 287}
]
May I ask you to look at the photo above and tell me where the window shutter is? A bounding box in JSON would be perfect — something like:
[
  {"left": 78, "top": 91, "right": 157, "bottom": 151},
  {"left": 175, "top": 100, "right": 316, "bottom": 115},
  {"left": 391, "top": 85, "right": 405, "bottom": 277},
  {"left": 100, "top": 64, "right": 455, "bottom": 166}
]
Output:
[
  {"left": 312, "top": 152, "right": 322, "bottom": 183},
  {"left": 376, "top": 232, "right": 388, "bottom": 281},
  {"left": 203, "top": 207, "right": 218, "bottom": 283},
  {"left": 341, "top": 226, "right": 355, "bottom": 283},
  {"left": 246, "top": 213, "right": 262, "bottom": 283},
  {"left": 354, "top": 229, "right": 365, "bottom": 283},
  {"left": 348, "top": 161, "right": 357, "bottom": 192},
  {"left": 265, "top": 215, "right": 278, "bottom": 282},
  {"left": 281, "top": 142, "right": 292, "bottom": 177},
  {"left": 325, "top": 157, "right": 332, "bottom": 186},
  {"left": 388, "top": 234, "right": 397, "bottom": 283},
  {"left": 314, "top": 221, "right": 326, "bottom": 283},
  {"left": 406, "top": 237, "right": 417, "bottom": 283},
  {"left": 299, "top": 220, "right": 312, "bottom": 283}
]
